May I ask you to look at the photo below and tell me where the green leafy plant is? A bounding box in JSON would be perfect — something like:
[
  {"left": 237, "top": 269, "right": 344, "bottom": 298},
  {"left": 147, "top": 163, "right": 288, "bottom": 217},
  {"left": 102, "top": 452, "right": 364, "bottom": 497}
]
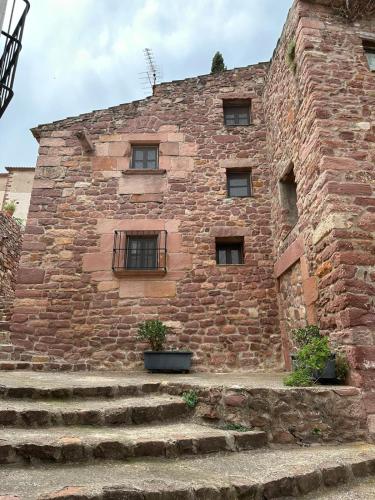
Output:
[
  {"left": 312, "top": 427, "right": 322, "bottom": 436},
  {"left": 335, "top": 353, "right": 349, "bottom": 382},
  {"left": 3, "top": 200, "right": 16, "bottom": 215},
  {"left": 292, "top": 325, "right": 321, "bottom": 348},
  {"left": 286, "top": 39, "right": 297, "bottom": 73},
  {"left": 296, "top": 336, "right": 331, "bottom": 374},
  {"left": 284, "top": 368, "right": 314, "bottom": 387},
  {"left": 223, "top": 423, "right": 250, "bottom": 432},
  {"left": 211, "top": 51, "right": 226, "bottom": 74},
  {"left": 182, "top": 390, "right": 199, "bottom": 408},
  {"left": 137, "top": 319, "right": 168, "bottom": 351}
]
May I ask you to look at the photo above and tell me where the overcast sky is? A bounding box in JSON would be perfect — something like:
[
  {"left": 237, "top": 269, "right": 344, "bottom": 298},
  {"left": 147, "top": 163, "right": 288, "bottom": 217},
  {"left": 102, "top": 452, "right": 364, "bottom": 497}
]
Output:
[{"left": 0, "top": 0, "right": 293, "bottom": 171}]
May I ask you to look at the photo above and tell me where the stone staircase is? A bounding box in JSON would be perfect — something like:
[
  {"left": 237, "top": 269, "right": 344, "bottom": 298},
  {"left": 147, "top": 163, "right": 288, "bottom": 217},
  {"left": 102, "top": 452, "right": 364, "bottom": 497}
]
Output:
[{"left": 0, "top": 375, "right": 374, "bottom": 499}]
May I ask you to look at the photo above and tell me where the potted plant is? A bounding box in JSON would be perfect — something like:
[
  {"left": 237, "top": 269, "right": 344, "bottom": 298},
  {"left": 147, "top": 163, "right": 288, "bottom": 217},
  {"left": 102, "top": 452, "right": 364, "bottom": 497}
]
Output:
[
  {"left": 3, "top": 200, "right": 16, "bottom": 216},
  {"left": 137, "top": 319, "right": 192, "bottom": 373},
  {"left": 285, "top": 325, "right": 349, "bottom": 386}
]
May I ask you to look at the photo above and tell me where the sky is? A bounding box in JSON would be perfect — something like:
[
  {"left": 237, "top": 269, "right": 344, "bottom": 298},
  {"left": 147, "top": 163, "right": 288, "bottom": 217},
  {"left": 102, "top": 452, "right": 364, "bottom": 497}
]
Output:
[{"left": 0, "top": 0, "right": 293, "bottom": 171}]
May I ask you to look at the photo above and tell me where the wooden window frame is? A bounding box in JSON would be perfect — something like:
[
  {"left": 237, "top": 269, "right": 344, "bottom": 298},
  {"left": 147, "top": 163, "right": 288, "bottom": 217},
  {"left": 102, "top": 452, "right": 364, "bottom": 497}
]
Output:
[
  {"left": 215, "top": 238, "right": 244, "bottom": 265},
  {"left": 223, "top": 100, "right": 251, "bottom": 126},
  {"left": 131, "top": 145, "right": 159, "bottom": 170},
  {"left": 227, "top": 170, "right": 252, "bottom": 198}
]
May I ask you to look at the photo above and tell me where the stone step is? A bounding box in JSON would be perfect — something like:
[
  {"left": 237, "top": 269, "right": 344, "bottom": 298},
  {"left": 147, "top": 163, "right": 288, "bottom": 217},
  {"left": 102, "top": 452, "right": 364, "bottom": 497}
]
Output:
[
  {"left": 0, "top": 423, "right": 267, "bottom": 464},
  {"left": 0, "top": 394, "right": 187, "bottom": 427},
  {"left": 0, "top": 443, "right": 373, "bottom": 499},
  {"left": 0, "top": 361, "right": 74, "bottom": 372},
  {"left": 0, "top": 379, "right": 161, "bottom": 400}
]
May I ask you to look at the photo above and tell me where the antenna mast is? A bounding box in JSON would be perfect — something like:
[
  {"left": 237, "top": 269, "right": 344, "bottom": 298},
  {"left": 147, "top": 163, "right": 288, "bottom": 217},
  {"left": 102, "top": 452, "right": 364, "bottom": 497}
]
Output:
[{"left": 140, "top": 48, "right": 161, "bottom": 95}]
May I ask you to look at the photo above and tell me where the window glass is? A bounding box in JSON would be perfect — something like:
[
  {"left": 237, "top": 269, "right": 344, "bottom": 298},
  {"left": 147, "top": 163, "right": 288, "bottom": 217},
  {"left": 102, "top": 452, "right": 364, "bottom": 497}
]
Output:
[
  {"left": 227, "top": 172, "right": 251, "bottom": 197},
  {"left": 216, "top": 242, "right": 244, "bottom": 265},
  {"left": 223, "top": 105, "right": 250, "bottom": 126},
  {"left": 126, "top": 236, "right": 158, "bottom": 269},
  {"left": 131, "top": 146, "right": 158, "bottom": 169}
]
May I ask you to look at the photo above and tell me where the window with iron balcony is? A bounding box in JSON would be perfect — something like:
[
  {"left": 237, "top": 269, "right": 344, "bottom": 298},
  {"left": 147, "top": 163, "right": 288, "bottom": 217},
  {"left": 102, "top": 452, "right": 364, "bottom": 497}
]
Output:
[{"left": 112, "top": 230, "right": 167, "bottom": 275}]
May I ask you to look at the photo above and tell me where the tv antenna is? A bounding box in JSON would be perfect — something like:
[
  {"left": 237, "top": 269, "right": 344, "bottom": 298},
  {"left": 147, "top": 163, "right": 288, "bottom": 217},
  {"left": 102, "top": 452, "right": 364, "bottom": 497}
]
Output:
[{"left": 139, "top": 48, "right": 162, "bottom": 95}]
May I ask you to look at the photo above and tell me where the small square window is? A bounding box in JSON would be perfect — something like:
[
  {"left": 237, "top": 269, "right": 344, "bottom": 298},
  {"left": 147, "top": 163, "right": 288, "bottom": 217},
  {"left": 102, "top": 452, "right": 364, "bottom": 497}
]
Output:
[
  {"left": 131, "top": 146, "right": 159, "bottom": 169},
  {"left": 227, "top": 171, "right": 251, "bottom": 197},
  {"left": 216, "top": 238, "right": 244, "bottom": 265},
  {"left": 363, "top": 41, "right": 375, "bottom": 71},
  {"left": 126, "top": 235, "right": 158, "bottom": 269},
  {"left": 223, "top": 100, "right": 251, "bottom": 126}
]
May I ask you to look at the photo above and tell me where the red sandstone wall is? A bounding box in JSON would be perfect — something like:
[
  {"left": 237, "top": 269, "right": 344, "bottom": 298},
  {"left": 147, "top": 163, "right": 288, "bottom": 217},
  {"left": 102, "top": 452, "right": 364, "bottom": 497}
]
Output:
[
  {"left": 0, "top": 213, "right": 22, "bottom": 320},
  {"left": 265, "top": 0, "right": 375, "bottom": 419},
  {"left": 11, "top": 65, "right": 282, "bottom": 371}
]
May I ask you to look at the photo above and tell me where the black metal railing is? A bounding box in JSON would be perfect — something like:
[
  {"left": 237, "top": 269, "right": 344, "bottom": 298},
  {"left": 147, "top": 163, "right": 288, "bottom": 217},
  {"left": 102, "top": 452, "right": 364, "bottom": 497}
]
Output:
[
  {"left": 0, "top": 0, "right": 30, "bottom": 119},
  {"left": 112, "top": 230, "right": 167, "bottom": 272}
]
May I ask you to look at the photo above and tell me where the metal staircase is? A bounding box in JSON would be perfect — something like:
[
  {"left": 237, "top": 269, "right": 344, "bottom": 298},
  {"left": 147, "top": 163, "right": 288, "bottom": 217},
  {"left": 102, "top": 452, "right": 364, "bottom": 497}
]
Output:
[{"left": 0, "top": 0, "right": 29, "bottom": 119}]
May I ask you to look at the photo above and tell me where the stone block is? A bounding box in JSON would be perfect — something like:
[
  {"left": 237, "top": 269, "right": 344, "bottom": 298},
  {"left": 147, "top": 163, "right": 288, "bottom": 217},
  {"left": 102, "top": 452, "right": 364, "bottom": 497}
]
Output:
[
  {"left": 82, "top": 252, "right": 112, "bottom": 272},
  {"left": 168, "top": 253, "right": 192, "bottom": 271},
  {"left": 160, "top": 142, "right": 179, "bottom": 156},
  {"left": 302, "top": 276, "right": 318, "bottom": 306},
  {"left": 118, "top": 174, "right": 167, "bottom": 195},
  {"left": 119, "top": 281, "right": 176, "bottom": 298},
  {"left": 108, "top": 142, "right": 130, "bottom": 157},
  {"left": 17, "top": 268, "right": 45, "bottom": 284},
  {"left": 92, "top": 157, "right": 118, "bottom": 171},
  {"left": 274, "top": 236, "right": 304, "bottom": 278}
]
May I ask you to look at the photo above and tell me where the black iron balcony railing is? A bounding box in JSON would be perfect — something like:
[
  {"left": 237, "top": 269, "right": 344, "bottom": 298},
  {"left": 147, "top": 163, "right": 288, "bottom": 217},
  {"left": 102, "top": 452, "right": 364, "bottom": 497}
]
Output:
[
  {"left": 0, "top": 0, "right": 30, "bottom": 119},
  {"left": 112, "top": 230, "right": 167, "bottom": 273}
]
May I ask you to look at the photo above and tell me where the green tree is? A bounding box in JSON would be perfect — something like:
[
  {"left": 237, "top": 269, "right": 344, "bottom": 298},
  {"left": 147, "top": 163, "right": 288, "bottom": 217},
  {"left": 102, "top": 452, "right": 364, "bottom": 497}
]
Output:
[{"left": 211, "top": 51, "right": 226, "bottom": 74}]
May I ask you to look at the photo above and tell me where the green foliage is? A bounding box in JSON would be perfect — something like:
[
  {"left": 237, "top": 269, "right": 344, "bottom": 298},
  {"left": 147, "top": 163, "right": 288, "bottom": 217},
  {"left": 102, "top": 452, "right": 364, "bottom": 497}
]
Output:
[
  {"left": 223, "top": 423, "right": 251, "bottom": 432},
  {"left": 137, "top": 319, "right": 168, "bottom": 351},
  {"left": 286, "top": 39, "right": 297, "bottom": 73},
  {"left": 3, "top": 199, "right": 16, "bottom": 213},
  {"left": 182, "top": 390, "right": 199, "bottom": 408},
  {"left": 284, "top": 369, "right": 314, "bottom": 387},
  {"left": 211, "top": 51, "right": 226, "bottom": 74},
  {"left": 292, "top": 325, "right": 321, "bottom": 348},
  {"left": 312, "top": 427, "right": 322, "bottom": 436},
  {"left": 335, "top": 353, "right": 349, "bottom": 382},
  {"left": 296, "top": 336, "right": 331, "bottom": 374}
]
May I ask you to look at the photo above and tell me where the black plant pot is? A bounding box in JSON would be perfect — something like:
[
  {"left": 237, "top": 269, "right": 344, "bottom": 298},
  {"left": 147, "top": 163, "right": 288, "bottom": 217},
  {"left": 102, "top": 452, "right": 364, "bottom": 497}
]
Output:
[
  {"left": 291, "top": 353, "right": 337, "bottom": 383},
  {"left": 144, "top": 351, "right": 192, "bottom": 373}
]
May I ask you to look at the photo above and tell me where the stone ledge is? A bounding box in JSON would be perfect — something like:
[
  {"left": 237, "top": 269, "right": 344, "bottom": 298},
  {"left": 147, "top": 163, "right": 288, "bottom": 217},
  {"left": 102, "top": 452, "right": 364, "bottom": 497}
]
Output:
[{"left": 122, "top": 169, "right": 167, "bottom": 176}]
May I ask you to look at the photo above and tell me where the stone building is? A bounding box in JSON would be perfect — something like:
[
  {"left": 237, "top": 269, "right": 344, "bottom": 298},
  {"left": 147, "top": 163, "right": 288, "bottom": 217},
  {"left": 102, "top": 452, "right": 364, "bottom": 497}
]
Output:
[
  {"left": 6, "top": 0, "right": 374, "bottom": 411},
  {"left": 0, "top": 166, "right": 35, "bottom": 221}
]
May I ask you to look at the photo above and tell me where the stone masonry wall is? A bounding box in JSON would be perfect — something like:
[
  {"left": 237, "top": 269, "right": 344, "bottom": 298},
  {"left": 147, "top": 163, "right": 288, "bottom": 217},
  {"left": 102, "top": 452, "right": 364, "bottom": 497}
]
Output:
[
  {"left": 278, "top": 261, "right": 307, "bottom": 356},
  {"left": 0, "top": 213, "right": 22, "bottom": 321},
  {"left": 10, "top": 64, "right": 282, "bottom": 372},
  {"left": 265, "top": 0, "right": 375, "bottom": 424}
]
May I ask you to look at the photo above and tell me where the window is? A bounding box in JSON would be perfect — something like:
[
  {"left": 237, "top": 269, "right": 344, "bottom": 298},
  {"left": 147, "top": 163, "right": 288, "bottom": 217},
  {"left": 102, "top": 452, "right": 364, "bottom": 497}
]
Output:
[
  {"left": 216, "top": 238, "right": 244, "bottom": 265},
  {"left": 227, "top": 170, "right": 251, "bottom": 197},
  {"left": 131, "top": 145, "right": 158, "bottom": 169},
  {"left": 126, "top": 236, "right": 158, "bottom": 269},
  {"left": 363, "top": 41, "right": 375, "bottom": 71},
  {"left": 112, "top": 230, "right": 167, "bottom": 273},
  {"left": 279, "top": 165, "right": 298, "bottom": 227},
  {"left": 223, "top": 100, "right": 251, "bottom": 126}
]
